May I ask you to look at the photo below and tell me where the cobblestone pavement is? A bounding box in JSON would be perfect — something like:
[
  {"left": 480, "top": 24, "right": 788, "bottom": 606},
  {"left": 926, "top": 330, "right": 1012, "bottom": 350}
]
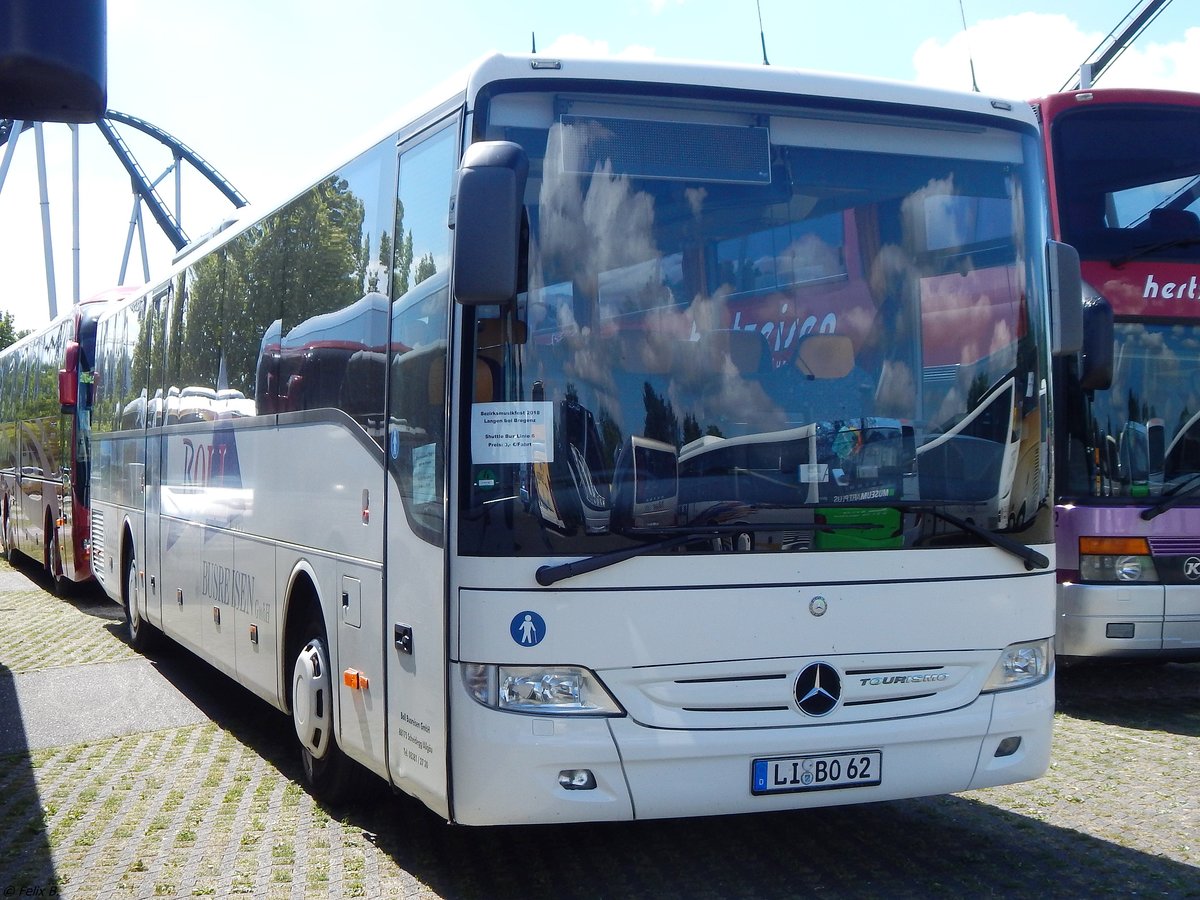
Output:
[{"left": 0, "top": 556, "right": 1197, "bottom": 899}]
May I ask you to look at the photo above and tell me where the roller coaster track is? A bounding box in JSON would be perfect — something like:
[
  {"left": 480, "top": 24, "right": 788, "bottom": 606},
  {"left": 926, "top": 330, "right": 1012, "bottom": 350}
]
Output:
[{"left": 0, "top": 109, "right": 248, "bottom": 316}]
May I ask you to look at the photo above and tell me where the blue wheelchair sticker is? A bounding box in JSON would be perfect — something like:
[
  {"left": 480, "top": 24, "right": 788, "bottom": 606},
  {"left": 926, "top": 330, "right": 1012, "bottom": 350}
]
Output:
[{"left": 511, "top": 610, "right": 546, "bottom": 647}]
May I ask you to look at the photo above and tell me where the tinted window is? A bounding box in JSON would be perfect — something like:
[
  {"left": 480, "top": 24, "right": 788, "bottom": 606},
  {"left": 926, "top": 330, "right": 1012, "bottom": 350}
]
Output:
[
  {"left": 387, "top": 121, "right": 458, "bottom": 543},
  {"left": 270, "top": 137, "right": 397, "bottom": 438}
]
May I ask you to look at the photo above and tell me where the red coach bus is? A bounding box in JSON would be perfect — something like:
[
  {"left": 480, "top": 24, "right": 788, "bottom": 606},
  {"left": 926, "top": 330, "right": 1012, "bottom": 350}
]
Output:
[
  {"left": 0, "top": 288, "right": 133, "bottom": 591},
  {"left": 1036, "top": 87, "right": 1200, "bottom": 661}
]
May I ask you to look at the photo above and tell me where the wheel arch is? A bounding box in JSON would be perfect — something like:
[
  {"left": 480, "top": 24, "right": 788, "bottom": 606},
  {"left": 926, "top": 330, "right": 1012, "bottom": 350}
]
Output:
[
  {"left": 43, "top": 504, "right": 63, "bottom": 589},
  {"left": 119, "top": 517, "right": 137, "bottom": 606},
  {"left": 43, "top": 505, "right": 54, "bottom": 556},
  {"left": 281, "top": 561, "right": 324, "bottom": 715}
]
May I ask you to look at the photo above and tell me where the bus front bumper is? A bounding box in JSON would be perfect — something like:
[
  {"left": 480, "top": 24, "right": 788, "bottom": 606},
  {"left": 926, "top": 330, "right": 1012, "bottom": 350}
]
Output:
[
  {"left": 447, "top": 676, "right": 1053, "bottom": 826},
  {"left": 1057, "top": 582, "right": 1200, "bottom": 659}
]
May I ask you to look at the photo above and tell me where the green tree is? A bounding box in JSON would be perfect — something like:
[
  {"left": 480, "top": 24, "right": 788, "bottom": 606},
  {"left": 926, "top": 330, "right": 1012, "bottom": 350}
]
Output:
[
  {"left": 174, "top": 175, "right": 367, "bottom": 395},
  {"left": 598, "top": 406, "right": 623, "bottom": 472},
  {"left": 643, "top": 382, "right": 680, "bottom": 448},
  {"left": 415, "top": 251, "right": 438, "bottom": 285},
  {"left": 0, "top": 310, "right": 31, "bottom": 350},
  {"left": 394, "top": 226, "right": 414, "bottom": 298}
]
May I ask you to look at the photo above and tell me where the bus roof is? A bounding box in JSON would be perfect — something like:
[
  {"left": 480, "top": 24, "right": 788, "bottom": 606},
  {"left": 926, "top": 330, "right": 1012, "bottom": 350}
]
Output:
[
  {"left": 127, "top": 52, "right": 1046, "bottom": 307},
  {"left": 466, "top": 52, "right": 1039, "bottom": 128},
  {"left": 1032, "top": 86, "right": 1200, "bottom": 119}
]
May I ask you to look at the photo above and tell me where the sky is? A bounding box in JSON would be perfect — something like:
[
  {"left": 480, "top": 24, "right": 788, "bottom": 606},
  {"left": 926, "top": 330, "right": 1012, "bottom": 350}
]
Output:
[{"left": 2, "top": 0, "right": 1199, "bottom": 333}]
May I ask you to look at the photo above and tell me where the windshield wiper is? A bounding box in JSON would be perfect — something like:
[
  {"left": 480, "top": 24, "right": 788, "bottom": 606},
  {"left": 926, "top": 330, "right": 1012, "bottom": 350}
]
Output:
[
  {"left": 533, "top": 505, "right": 1048, "bottom": 585},
  {"left": 890, "top": 502, "right": 1049, "bottom": 571},
  {"left": 1112, "top": 236, "right": 1200, "bottom": 267},
  {"left": 534, "top": 521, "right": 874, "bottom": 586},
  {"left": 1141, "top": 472, "right": 1200, "bottom": 521}
]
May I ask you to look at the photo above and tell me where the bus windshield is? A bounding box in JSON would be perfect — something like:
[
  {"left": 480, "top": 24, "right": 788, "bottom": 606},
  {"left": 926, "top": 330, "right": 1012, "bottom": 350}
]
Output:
[
  {"left": 459, "top": 89, "right": 1047, "bottom": 557},
  {"left": 1064, "top": 322, "right": 1200, "bottom": 499},
  {"left": 1052, "top": 103, "right": 1200, "bottom": 265},
  {"left": 1052, "top": 101, "right": 1200, "bottom": 500}
]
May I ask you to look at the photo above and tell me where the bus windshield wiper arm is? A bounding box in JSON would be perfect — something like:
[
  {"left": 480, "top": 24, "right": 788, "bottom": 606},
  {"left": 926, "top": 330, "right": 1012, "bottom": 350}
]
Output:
[
  {"left": 534, "top": 507, "right": 1047, "bottom": 584},
  {"left": 1112, "top": 236, "right": 1200, "bottom": 267},
  {"left": 535, "top": 532, "right": 698, "bottom": 586},
  {"left": 534, "top": 521, "right": 874, "bottom": 586},
  {"left": 1141, "top": 472, "right": 1200, "bottom": 521},
  {"left": 893, "top": 502, "right": 1049, "bottom": 571}
]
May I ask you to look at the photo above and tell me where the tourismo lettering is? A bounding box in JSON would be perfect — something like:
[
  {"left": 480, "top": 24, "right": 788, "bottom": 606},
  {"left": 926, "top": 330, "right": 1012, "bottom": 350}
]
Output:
[{"left": 1143, "top": 273, "right": 1200, "bottom": 301}]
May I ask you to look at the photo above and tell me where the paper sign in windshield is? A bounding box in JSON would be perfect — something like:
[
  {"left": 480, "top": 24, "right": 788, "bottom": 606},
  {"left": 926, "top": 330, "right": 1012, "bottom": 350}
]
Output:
[{"left": 472, "top": 402, "right": 554, "bottom": 464}]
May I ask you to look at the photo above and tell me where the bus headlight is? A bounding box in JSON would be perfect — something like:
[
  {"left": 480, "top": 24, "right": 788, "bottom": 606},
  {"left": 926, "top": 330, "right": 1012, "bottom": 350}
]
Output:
[
  {"left": 982, "top": 638, "right": 1053, "bottom": 692},
  {"left": 1079, "top": 554, "right": 1158, "bottom": 583},
  {"left": 1078, "top": 537, "right": 1158, "bottom": 583},
  {"left": 461, "top": 663, "right": 624, "bottom": 716}
]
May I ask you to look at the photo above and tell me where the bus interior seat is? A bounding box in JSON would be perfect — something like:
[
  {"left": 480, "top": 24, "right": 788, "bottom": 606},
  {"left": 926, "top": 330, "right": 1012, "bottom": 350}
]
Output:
[
  {"left": 792, "top": 333, "right": 869, "bottom": 421},
  {"left": 476, "top": 317, "right": 527, "bottom": 354},
  {"left": 474, "top": 356, "right": 499, "bottom": 402},
  {"left": 339, "top": 350, "right": 386, "bottom": 426},
  {"left": 1145, "top": 207, "right": 1200, "bottom": 235},
  {"left": 700, "top": 329, "right": 772, "bottom": 376},
  {"left": 475, "top": 317, "right": 524, "bottom": 399},
  {"left": 795, "top": 333, "right": 855, "bottom": 380},
  {"left": 419, "top": 353, "right": 497, "bottom": 405},
  {"left": 387, "top": 343, "right": 447, "bottom": 446}
]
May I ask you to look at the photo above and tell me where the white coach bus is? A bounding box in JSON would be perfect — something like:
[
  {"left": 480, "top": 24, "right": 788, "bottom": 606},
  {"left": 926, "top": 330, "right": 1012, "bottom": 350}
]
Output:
[{"left": 89, "top": 53, "right": 1084, "bottom": 825}]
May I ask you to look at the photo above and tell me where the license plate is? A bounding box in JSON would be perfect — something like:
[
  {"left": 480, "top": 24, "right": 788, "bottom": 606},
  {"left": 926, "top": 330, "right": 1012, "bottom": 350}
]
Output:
[{"left": 752, "top": 750, "right": 882, "bottom": 795}]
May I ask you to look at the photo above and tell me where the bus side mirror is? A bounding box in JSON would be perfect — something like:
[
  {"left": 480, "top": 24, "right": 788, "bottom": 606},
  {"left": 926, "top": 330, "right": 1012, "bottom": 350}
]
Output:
[
  {"left": 452, "top": 141, "right": 528, "bottom": 306},
  {"left": 1048, "top": 240, "right": 1082, "bottom": 356},
  {"left": 59, "top": 340, "right": 79, "bottom": 409},
  {"left": 1078, "top": 293, "right": 1113, "bottom": 392}
]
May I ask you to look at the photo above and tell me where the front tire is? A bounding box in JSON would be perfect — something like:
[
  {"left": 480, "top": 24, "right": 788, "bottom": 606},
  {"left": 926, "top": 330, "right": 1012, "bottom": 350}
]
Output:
[
  {"left": 45, "top": 516, "right": 69, "bottom": 597},
  {"left": 123, "top": 548, "right": 155, "bottom": 651},
  {"left": 292, "top": 614, "right": 350, "bottom": 801}
]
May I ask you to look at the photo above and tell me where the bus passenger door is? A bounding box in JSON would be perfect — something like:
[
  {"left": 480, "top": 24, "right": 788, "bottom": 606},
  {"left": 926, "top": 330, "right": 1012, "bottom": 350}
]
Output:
[
  {"left": 385, "top": 120, "right": 456, "bottom": 814},
  {"left": 384, "top": 270, "right": 453, "bottom": 817},
  {"left": 142, "top": 287, "right": 169, "bottom": 636}
]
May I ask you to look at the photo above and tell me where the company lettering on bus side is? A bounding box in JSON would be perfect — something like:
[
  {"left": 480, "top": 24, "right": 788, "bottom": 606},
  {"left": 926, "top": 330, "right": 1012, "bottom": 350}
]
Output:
[
  {"left": 1143, "top": 272, "right": 1200, "bottom": 301},
  {"left": 181, "top": 437, "right": 228, "bottom": 486}
]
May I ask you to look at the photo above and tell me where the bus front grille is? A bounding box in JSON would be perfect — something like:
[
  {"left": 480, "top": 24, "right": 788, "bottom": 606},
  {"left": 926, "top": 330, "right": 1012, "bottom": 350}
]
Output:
[{"left": 604, "top": 652, "right": 996, "bottom": 729}]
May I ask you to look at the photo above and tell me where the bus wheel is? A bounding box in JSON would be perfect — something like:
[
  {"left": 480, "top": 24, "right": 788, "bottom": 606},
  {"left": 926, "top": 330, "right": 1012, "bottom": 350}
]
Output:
[
  {"left": 123, "top": 548, "right": 155, "bottom": 651},
  {"left": 45, "top": 514, "right": 68, "bottom": 597},
  {"left": 292, "top": 616, "right": 349, "bottom": 801}
]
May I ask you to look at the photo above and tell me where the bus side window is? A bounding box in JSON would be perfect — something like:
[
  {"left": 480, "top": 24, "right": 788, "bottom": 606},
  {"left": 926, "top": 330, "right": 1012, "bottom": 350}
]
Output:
[
  {"left": 388, "top": 287, "right": 448, "bottom": 544},
  {"left": 474, "top": 316, "right": 525, "bottom": 402},
  {"left": 385, "top": 118, "right": 457, "bottom": 544}
]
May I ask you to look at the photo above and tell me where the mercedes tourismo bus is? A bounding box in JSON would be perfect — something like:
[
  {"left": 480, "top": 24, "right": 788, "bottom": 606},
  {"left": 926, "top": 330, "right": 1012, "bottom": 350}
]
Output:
[
  {"left": 88, "top": 54, "right": 1086, "bottom": 824},
  {"left": 1035, "top": 88, "right": 1200, "bottom": 661},
  {"left": 0, "top": 289, "right": 133, "bottom": 592}
]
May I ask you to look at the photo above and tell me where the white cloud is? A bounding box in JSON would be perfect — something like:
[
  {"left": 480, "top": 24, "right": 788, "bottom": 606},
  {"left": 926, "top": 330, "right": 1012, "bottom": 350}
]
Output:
[
  {"left": 1100, "top": 25, "right": 1200, "bottom": 90},
  {"left": 913, "top": 13, "right": 1091, "bottom": 98},
  {"left": 913, "top": 13, "right": 1200, "bottom": 98}
]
